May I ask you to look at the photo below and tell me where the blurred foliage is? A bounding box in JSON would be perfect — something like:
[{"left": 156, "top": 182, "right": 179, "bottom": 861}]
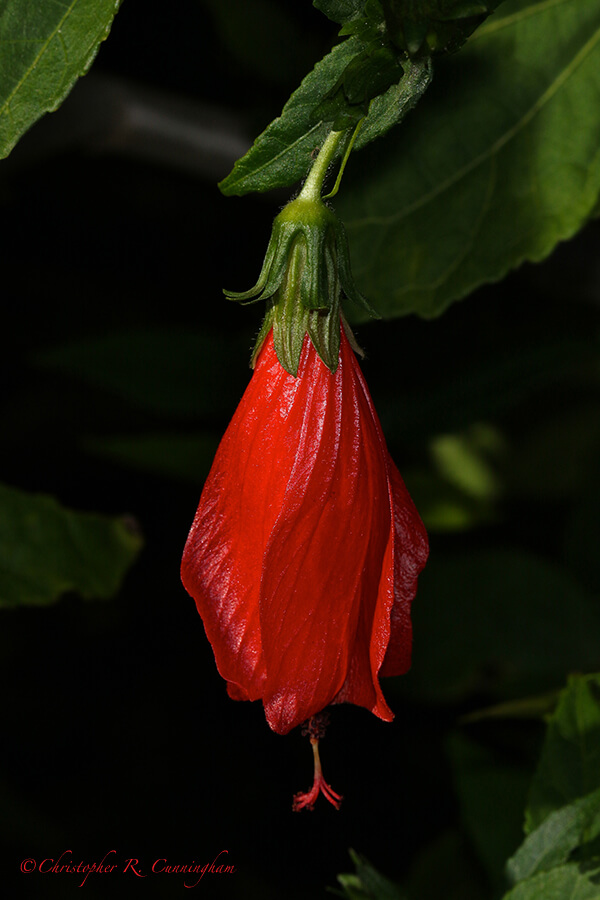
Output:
[
  {"left": 336, "top": 849, "right": 408, "bottom": 899},
  {"left": 402, "top": 549, "right": 600, "bottom": 702},
  {"left": 0, "top": 482, "right": 141, "bottom": 607}
]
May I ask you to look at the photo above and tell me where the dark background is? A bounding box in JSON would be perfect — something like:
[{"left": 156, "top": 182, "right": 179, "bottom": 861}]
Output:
[{"left": 2, "top": 1, "right": 600, "bottom": 898}]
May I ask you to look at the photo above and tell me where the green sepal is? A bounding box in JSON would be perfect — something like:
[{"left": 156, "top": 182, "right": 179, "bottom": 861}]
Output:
[
  {"left": 300, "top": 228, "right": 334, "bottom": 311},
  {"left": 229, "top": 194, "right": 378, "bottom": 375},
  {"left": 224, "top": 225, "right": 293, "bottom": 305},
  {"left": 272, "top": 236, "right": 312, "bottom": 376},
  {"left": 307, "top": 309, "right": 342, "bottom": 373},
  {"left": 249, "top": 306, "right": 275, "bottom": 369}
]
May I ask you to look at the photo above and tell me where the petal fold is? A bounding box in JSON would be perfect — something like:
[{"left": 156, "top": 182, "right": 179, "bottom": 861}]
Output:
[{"left": 181, "top": 328, "right": 428, "bottom": 734}]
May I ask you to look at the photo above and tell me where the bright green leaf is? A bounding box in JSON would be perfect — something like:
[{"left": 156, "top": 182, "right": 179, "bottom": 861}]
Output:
[
  {"left": 219, "top": 38, "right": 432, "bottom": 196},
  {"left": 219, "top": 38, "right": 357, "bottom": 196},
  {"left": 0, "top": 482, "right": 142, "bottom": 608},
  {"left": 0, "top": 0, "right": 122, "bottom": 159},
  {"left": 340, "top": 0, "right": 600, "bottom": 318},
  {"left": 525, "top": 675, "right": 600, "bottom": 834},
  {"left": 501, "top": 862, "right": 600, "bottom": 900},
  {"left": 507, "top": 788, "right": 600, "bottom": 884}
]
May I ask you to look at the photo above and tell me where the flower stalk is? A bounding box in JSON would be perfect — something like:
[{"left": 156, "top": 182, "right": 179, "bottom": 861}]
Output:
[
  {"left": 224, "top": 128, "right": 379, "bottom": 376},
  {"left": 297, "top": 128, "right": 346, "bottom": 202}
]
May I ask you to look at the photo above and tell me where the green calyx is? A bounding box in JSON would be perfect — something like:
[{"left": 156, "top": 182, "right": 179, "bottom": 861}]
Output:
[{"left": 224, "top": 196, "right": 378, "bottom": 376}]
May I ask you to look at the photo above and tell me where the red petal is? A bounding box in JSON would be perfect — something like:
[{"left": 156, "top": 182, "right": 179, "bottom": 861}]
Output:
[
  {"left": 259, "top": 333, "right": 393, "bottom": 733},
  {"left": 380, "top": 461, "right": 429, "bottom": 677},
  {"left": 181, "top": 328, "right": 428, "bottom": 734},
  {"left": 325, "top": 338, "right": 428, "bottom": 714},
  {"left": 181, "top": 335, "right": 297, "bottom": 701}
]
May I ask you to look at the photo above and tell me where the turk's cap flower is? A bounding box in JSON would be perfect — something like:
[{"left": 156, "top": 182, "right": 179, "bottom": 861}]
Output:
[
  {"left": 181, "top": 327, "right": 429, "bottom": 738},
  {"left": 224, "top": 196, "right": 379, "bottom": 377}
]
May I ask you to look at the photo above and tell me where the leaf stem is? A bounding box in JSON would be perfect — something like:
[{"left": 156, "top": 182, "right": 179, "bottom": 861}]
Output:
[
  {"left": 298, "top": 128, "right": 347, "bottom": 202},
  {"left": 324, "top": 118, "right": 364, "bottom": 200}
]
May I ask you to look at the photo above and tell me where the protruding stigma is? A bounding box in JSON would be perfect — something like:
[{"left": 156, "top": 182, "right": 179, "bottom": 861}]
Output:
[{"left": 292, "top": 713, "right": 342, "bottom": 812}]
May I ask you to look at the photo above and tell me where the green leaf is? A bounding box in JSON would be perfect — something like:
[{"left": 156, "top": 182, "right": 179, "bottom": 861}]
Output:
[
  {"left": 501, "top": 862, "right": 600, "bottom": 900},
  {"left": 314, "top": 0, "right": 365, "bottom": 26},
  {"left": 219, "top": 39, "right": 357, "bottom": 196},
  {"left": 525, "top": 675, "right": 600, "bottom": 834},
  {"left": 403, "top": 551, "right": 600, "bottom": 702},
  {"left": 313, "top": 42, "right": 405, "bottom": 129},
  {"left": 381, "top": 0, "right": 501, "bottom": 55},
  {"left": 219, "top": 39, "right": 431, "bottom": 196},
  {"left": 0, "top": 0, "right": 122, "bottom": 159},
  {"left": 340, "top": 0, "right": 600, "bottom": 318},
  {"left": 352, "top": 56, "right": 432, "bottom": 149},
  {"left": 336, "top": 851, "right": 406, "bottom": 900},
  {"left": 507, "top": 788, "right": 600, "bottom": 884},
  {"left": 0, "top": 482, "right": 142, "bottom": 608}
]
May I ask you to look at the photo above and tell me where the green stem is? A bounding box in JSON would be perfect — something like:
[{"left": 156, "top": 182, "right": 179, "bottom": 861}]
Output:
[
  {"left": 323, "top": 118, "right": 364, "bottom": 200},
  {"left": 298, "top": 129, "right": 347, "bottom": 202}
]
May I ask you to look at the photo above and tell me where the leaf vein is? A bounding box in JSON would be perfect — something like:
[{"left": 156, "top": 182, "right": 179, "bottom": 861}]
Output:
[
  {"left": 392, "top": 153, "right": 498, "bottom": 298},
  {"left": 0, "top": 0, "right": 79, "bottom": 117},
  {"left": 347, "top": 23, "right": 600, "bottom": 232},
  {"left": 228, "top": 120, "right": 325, "bottom": 188},
  {"left": 474, "top": 0, "right": 575, "bottom": 40}
]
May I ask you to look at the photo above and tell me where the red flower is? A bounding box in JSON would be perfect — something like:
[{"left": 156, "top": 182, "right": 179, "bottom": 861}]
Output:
[{"left": 181, "top": 326, "right": 428, "bottom": 738}]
